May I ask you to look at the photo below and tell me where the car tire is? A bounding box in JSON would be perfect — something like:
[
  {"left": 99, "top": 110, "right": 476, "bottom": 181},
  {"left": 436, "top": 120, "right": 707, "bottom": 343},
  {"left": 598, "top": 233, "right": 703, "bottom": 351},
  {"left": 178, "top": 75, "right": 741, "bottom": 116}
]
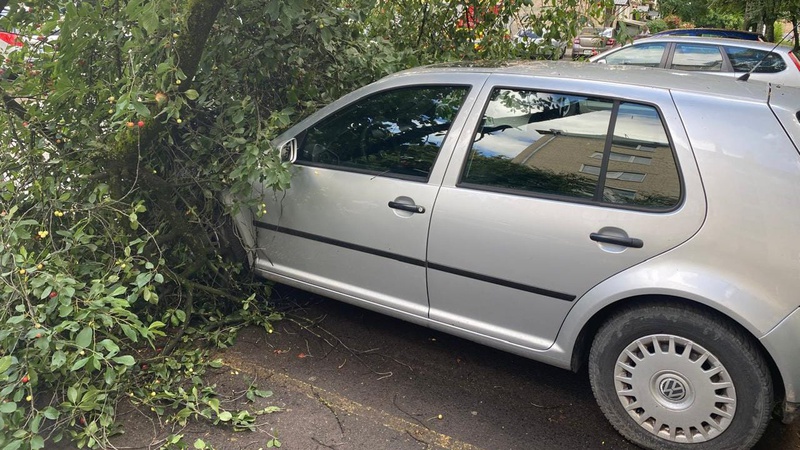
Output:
[{"left": 588, "top": 303, "right": 773, "bottom": 450}]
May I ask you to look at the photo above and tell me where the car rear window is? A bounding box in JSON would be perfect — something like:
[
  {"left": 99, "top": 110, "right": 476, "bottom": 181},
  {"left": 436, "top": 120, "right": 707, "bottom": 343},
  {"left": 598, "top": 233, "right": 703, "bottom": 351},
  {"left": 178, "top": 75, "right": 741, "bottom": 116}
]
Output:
[{"left": 724, "top": 46, "right": 787, "bottom": 73}]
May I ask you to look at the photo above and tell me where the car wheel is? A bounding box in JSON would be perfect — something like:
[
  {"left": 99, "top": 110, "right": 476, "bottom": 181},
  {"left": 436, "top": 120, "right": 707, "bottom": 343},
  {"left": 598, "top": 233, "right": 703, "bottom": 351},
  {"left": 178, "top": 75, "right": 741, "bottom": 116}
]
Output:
[{"left": 588, "top": 303, "right": 773, "bottom": 450}]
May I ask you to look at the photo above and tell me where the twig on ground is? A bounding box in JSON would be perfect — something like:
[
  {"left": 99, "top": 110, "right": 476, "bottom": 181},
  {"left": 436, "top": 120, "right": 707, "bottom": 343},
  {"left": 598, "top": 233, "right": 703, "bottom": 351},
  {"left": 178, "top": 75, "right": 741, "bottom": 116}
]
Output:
[
  {"left": 312, "top": 387, "right": 345, "bottom": 436},
  {"left": 405, "top": 430, "right": 431, "bottom": 449},
  {"left": 392, "top": 394, "right": 430, "bottom": 431},
  {"left": 311, "top": 437, "right": 340, "bottom": 449}
]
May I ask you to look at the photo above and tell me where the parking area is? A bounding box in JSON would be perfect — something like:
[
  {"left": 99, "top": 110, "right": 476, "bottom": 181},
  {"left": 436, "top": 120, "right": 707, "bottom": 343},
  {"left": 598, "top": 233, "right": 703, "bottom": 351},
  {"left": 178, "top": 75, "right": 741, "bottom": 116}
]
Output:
[{"left": 100, "top": 290, "right": 800, "bottom": 449}]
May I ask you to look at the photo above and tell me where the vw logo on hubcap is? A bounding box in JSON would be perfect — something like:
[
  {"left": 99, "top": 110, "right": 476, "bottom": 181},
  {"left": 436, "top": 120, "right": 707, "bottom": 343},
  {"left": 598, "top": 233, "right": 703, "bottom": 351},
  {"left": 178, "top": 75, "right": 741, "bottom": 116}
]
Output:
[{"left": 659, "top": 377, "right": 687, "bottom": 402}]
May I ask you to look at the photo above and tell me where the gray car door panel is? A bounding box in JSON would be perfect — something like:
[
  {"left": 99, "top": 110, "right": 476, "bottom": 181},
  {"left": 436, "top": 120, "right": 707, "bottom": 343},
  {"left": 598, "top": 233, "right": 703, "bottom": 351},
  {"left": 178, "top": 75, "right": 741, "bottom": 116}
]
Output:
[
  {"left": 427, "top": 75, "right": 707, "bottom": 350},
  {"left": 251, "top": 75, "right": 487, "bottom": 317}
]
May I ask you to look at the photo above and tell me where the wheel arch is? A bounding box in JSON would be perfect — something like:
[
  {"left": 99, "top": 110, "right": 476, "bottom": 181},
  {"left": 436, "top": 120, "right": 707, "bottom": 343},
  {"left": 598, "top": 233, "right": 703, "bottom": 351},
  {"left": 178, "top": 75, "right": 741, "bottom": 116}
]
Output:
[{"left": 568, "top": 294, "right": 785, "bottom": 403}]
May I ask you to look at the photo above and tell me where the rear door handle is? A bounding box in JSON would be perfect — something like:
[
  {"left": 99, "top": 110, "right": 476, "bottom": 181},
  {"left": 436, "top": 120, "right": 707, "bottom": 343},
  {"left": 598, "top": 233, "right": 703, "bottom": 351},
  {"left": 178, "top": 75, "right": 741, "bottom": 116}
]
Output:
[
  {"left": 590, "top": 232, "right": 643, "bottom": 248},
  {"left": 388, "top": 201, "right": 425, "bottom": 214}
]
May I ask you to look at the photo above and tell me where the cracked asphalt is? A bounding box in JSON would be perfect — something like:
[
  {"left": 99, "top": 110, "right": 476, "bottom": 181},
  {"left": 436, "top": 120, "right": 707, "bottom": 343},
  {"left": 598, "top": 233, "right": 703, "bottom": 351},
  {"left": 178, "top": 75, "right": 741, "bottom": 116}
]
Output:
[{"left": 58, "top": 288, "right": 800, "bottom": 449}]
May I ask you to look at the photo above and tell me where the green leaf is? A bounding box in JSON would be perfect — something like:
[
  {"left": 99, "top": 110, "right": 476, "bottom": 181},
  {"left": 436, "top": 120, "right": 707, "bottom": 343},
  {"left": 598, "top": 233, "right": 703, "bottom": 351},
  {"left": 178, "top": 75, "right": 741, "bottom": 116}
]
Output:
[
  {"left": 99, "top": 339, "right": 120, "bottom": 356},
  {"left": 70, "top": 357, "right": 89, "bottom": 371},
  {"left": 193, "top": 439, "right": 207, "bottom": 449},
  {"left": 132, "top": 101, "right": 151, "bottom": 118},
  {"left": 2, "top": 439, "right": 23, "bottom": 450},
  {"left": 43, "top": 406, "right": 60, "bottom": 420},
  {"left": 30, "top": 435, "right": 44, "bottom": 450},
  {"left": 218, "top": 411, "right": 232, "bottom": 422},
  {"left": 67, "top": 386, "right": 78, "bottom": 404},
  {"left": 75, "top": 327, "right": 93, "bottom": 348},
  {"left": 0, "top": 356, "right": 12, "bottom": 373},
  {"left": 208, "top": 359, "right": 223, "bottom": 368},
  {"left": 0, "top": 402, "right": 16, "bottom": 413},
  {"left": 208, "top": 398, "right": 219, "bottom": 414},
  {"left": 253, "top": 389, "right": 273, "bottom": 399},
  {"left": 120, "top": 324, "right": 139, "bottom": 343},
  {"left": 135, "top": 273, "right": 152, "bottom": 288},
  {"left": 104, "top": 367, "right": 117, "bottom": 385},
  {"left": 184, "top": 89, "right": 199, "bottom": 100},
  {"left": 50, "top": 350, "right": 66, "bottom": 370},
  {"left": 112, "top": 355, "right": 135, "bottom": 366}
]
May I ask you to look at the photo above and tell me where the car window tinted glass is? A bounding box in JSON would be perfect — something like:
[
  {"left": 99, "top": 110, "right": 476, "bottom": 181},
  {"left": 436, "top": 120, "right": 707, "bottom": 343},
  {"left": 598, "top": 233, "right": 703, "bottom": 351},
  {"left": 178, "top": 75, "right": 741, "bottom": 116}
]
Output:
[
  {"left": 462, "top": 89, "right": 680, "bottom": 209},
  {"left": 297, "top": 86, "right": 468, "bottom": 180},
  {"left": 603, "top": 42, "right": 666, "bottom": 67},
  {"left": 461, "top": 88, "right": 611, "bottom": 200},
  {"left": 725, "top": 46, "right": 787, "bottom": 73},
  {"left": 670, "top": 44, "right": 724, "bottom": 71},
  {"left": 601, "top": 103, "right": 680, "bottom": 208}
]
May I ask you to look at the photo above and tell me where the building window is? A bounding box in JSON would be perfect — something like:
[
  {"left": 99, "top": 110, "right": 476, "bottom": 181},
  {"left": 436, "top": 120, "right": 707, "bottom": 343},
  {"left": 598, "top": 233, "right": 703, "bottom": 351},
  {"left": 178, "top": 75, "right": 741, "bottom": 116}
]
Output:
[
  {"left": 580, "top": 164, "right": 646, "bottom": 182},
  {"left": 591, "top": 152, "right": 652, "bottom": 165}
]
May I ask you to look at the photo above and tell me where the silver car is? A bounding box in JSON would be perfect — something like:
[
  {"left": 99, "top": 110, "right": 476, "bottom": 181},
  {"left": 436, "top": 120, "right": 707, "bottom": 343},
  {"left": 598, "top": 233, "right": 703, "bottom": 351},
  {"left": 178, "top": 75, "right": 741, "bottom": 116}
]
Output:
[
  {"left": 232, "top": 61, "right": 800, "bottom": 449},
  {"left": 590, "top": 35, "right": 800, "bottom": 87}
]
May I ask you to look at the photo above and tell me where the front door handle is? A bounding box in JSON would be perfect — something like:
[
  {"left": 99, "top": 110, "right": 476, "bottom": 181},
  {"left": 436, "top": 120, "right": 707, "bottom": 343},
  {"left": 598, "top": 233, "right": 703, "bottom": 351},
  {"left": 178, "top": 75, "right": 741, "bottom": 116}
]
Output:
[
  {"left": 590, "top": 232, "right": 643, "bottom": 248},
  {"left": 388, "top": 201, "right": 425, "bottom": 214}
]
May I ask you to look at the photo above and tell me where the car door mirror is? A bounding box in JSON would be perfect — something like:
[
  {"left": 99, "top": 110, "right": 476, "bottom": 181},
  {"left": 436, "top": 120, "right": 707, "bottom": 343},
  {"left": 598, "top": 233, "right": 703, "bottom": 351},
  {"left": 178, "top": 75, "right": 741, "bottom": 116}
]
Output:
[
  {"left": 278, "top": 138, "right": 298, "bottom": 163},
  {"left": 596, "top": 58, "right": 607, "bottom": 64}
]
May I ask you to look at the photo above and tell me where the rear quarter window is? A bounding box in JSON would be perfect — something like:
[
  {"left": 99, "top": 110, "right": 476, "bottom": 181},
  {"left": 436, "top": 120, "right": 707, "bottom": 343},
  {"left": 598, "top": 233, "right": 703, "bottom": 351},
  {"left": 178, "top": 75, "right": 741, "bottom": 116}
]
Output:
[{"left": 725, "top": 46, "right": 787, "bottom": 73}]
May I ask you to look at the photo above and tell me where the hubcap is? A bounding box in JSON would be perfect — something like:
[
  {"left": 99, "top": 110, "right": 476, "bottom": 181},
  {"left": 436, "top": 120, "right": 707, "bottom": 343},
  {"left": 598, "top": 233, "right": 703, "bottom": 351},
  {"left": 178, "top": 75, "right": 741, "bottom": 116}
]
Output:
[{"left": 614, "top": 334, "right": 737, "bottom": 443}]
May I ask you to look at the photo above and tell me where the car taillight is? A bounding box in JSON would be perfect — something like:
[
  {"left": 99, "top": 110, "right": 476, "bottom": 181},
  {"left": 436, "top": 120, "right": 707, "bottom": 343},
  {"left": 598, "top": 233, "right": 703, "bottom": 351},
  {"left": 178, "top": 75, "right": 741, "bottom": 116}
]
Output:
[
  {"left": 573, "top": 38, "right": 580, "bottom": 44},
  {"left": 606, "top": 38, "right": 615, "bottom": 46},
  {"left": 0, "top": 31, "right": 23, "bottom": 47},
  {"left": 789, "top": 50, "right": 800, "bottom": 71}
]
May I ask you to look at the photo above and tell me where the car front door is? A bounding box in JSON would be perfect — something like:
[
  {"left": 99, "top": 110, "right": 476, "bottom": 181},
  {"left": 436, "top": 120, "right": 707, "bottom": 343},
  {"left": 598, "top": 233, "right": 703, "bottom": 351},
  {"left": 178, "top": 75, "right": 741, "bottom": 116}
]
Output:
[
  {"left": 250, "top": 77, "right": 482, "bottom": 318},
  {"left": 426, "top": 75, "right": 706, "bottom": 350}
]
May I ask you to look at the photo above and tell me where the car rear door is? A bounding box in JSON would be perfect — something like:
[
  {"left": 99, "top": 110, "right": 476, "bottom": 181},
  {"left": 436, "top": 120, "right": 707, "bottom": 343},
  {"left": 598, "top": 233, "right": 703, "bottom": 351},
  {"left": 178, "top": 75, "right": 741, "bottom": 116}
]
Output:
[
  {"left": 250, "top": 74, "right": 486, "bottom": 318},
  {"left": 426, "top": 74, "right": 706, "bottom": 350}
]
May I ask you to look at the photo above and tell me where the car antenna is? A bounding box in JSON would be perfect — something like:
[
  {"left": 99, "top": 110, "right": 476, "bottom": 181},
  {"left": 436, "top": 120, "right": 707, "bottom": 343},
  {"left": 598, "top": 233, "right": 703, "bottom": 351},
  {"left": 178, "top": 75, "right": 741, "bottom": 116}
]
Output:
[{"left": 738, "top": 27, "right": 796, "bottom": 81}]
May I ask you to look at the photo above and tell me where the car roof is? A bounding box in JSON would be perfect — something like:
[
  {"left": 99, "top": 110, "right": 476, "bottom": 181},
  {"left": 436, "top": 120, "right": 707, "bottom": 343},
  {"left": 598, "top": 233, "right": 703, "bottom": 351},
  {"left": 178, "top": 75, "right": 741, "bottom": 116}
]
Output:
[
  {"left": 389, "top": 60, "right": 774, "bottom": 102},
  {"left": 631, "top": 35, "right": 781, "bottom": 50},
  {"left": 652, "top": 28, "right": 764, "bottom": 40}
]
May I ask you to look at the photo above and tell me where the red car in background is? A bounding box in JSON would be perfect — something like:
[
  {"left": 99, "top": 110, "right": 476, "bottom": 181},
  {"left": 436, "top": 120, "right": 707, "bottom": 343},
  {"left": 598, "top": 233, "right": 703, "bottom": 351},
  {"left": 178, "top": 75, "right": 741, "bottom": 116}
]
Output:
[{"left": 0, "top": 30, "right": 23, "bottom": 50}]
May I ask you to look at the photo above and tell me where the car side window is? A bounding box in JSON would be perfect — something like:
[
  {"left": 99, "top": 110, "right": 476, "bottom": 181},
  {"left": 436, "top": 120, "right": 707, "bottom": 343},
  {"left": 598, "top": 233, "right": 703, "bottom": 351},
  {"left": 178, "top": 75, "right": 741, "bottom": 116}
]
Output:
[
  {"left": 296, "top": 86, "right": 469, "bottom": 181},
  {"left": 601, "top": 103, "right": 680, "bottom": 208},
  {"left": 670, "top": 44, "right": 724, "bottom": 71},
  {"left": 603, "top": 42, "right": 667, "bottom": 67},
  {"left": 724, "top": 46, "right": 787, "bottom": 73},
  {"left": 461, "top": 88, "right": 681, "bottom": 209}
]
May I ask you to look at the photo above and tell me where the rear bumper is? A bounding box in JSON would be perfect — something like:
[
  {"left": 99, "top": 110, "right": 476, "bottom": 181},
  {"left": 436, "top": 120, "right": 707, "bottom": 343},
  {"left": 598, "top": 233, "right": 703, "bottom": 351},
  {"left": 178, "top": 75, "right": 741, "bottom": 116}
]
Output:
[{"left": 760, "top": 307, "right": 800, "bottom": 422}]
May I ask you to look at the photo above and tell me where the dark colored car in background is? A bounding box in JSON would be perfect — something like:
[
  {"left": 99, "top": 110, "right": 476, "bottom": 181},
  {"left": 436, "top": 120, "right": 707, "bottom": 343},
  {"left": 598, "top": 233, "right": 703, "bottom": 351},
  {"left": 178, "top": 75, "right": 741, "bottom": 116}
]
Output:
[{"left": 650, "top": 28, "right": 765, "bottom": 41}]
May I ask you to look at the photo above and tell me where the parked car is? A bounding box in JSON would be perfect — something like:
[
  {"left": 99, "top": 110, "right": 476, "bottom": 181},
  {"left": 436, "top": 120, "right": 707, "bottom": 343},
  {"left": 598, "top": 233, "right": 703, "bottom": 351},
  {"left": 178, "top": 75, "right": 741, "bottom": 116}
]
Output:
[
  {"left": 650, "top": 27, "right": 765, "bottom": 41},
  {"left": 514, "top": 29, "right": 567, "bottom": 60},
  {"left": 231, "top": 61, "right": 800, "bottom": 450},
  {"left": 590, "top": 36, "right": 800, "bottom": 87},
  {"left": 572, "top": 26, "right": 615, "bottom": 59}
]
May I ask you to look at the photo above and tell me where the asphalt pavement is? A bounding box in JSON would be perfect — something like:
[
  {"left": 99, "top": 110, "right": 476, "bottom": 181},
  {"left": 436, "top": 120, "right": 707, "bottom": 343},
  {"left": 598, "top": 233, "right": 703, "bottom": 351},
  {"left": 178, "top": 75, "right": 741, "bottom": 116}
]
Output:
[{"left": 100, "top": 288, "right": 799, "bottom": 450}]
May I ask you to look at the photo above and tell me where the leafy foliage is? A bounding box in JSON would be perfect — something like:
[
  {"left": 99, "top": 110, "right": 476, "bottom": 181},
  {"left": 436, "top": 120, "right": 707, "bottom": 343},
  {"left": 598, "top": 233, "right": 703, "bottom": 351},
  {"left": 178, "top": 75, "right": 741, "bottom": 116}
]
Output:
[{"left": 0, "top": 0, "right": 612, "bottom": 447}]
